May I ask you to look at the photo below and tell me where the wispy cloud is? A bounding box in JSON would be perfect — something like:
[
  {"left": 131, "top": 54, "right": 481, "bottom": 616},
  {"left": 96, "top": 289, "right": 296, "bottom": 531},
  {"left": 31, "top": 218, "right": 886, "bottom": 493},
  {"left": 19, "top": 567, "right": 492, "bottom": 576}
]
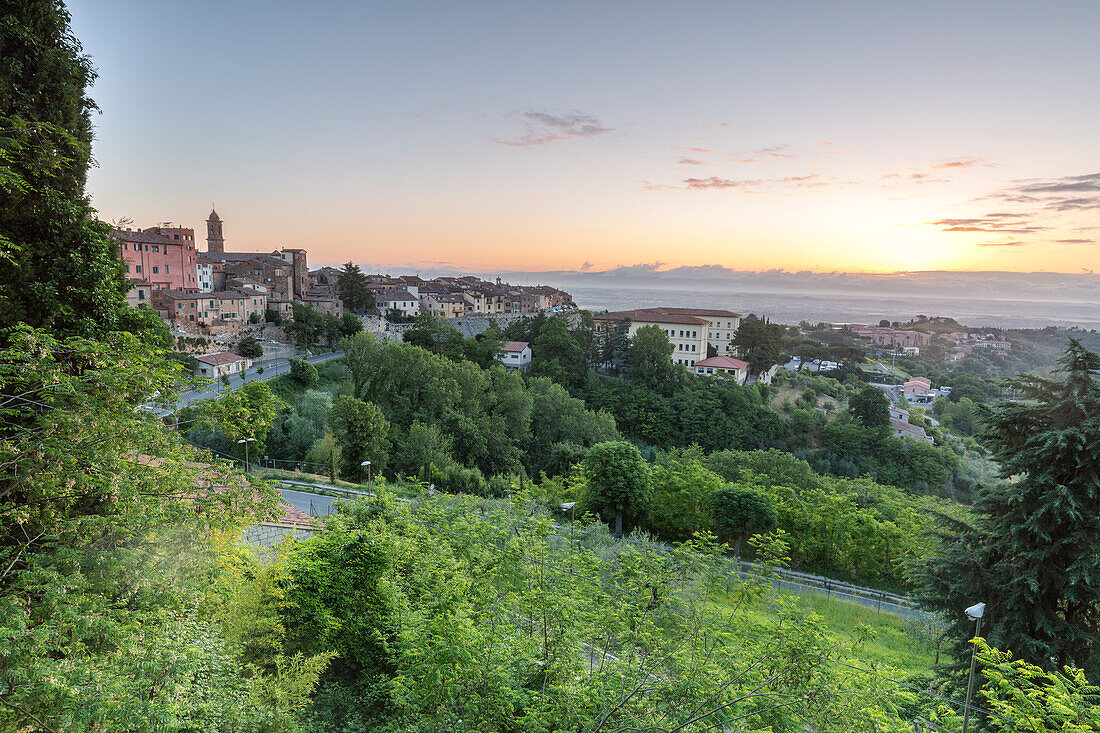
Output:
[
  {"left": 985, "top": 172, "right": 1100, "bottom": 213},
  {"left": 684, "top": 173, "right": 824, "bottom": 190},
  {"left": 1054, "top": 239, "right": 1095, "bottom": 244},
  {"left": 728, "top": 144, "right": 792, "bottom": 163},
  {"left": 931, "top": 157, "right": 990, "bottom": 170},
  {"left": 975, "top": 241, "right": 1028, "bottom": 247},
  {"left": 930, "top": 214, "right": 1047, "bottom": 235},
  {"left": 495, "top": 110, "right": 612, "bottom": 147},
  {"left": 678, "top": 157, "right": 706, "bottom": 166}
]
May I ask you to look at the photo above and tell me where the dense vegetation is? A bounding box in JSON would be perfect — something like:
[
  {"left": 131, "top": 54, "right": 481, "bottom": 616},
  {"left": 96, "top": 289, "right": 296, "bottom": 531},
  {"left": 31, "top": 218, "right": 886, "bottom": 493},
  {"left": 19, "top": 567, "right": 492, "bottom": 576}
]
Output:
[{"left": 4, "top": 3, "right": 1100, "bottom": 729}]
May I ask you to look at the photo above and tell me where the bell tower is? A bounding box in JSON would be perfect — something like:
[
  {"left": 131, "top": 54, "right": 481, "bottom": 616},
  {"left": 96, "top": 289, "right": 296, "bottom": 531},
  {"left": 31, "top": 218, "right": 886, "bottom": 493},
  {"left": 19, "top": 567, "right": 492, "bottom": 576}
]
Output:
[{"left": 206, "top": 207, "right": 224, "bottom": 253}]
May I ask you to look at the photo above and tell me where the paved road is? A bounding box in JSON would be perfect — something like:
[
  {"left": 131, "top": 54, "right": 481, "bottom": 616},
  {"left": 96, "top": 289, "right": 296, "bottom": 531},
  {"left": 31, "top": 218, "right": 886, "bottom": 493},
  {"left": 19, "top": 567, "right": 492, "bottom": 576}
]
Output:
[
  {"left": 280, "top": 487, "right": 344, "bottom": 517},
  {"left": 170, "top": 351, "right": 342, "bottom": 411}
]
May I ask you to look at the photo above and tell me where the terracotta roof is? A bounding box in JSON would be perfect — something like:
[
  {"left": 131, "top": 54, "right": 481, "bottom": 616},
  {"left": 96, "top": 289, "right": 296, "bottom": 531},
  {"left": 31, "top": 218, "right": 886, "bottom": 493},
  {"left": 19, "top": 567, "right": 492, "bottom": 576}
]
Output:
[
  {"left": 595, "top": 309, "right": 709, "bottom": 325},
  {"left": 380, "top": 290, "right": 417, "bottom": 301},
  {"left": 695, "top": 356, "right": 749, "bottom": 369},
  {"left": 652, "top": 307, "right": 741, "bottom": 319},
  {"left": 277, "top": 502, "right": 315, "bottom": 526},
  {"left": 111, "top": 229, "right": 179, "bottom": 245},
  {"left": 196, "top": 351, "right": 248, "bottom": 366},
  {"left": 502, "top": 341, "right": 530, "bottom": 352}
]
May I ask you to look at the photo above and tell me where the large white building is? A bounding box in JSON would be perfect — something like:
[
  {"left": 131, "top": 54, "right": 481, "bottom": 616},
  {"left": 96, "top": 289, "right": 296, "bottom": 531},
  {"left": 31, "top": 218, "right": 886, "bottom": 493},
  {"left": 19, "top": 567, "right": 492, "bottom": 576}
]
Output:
[
  {"left": 593, "top": 309, "right": 711, "bottom": 368},
  {"left": 377, "top": 290, "right": 421, "bottom": 318}
]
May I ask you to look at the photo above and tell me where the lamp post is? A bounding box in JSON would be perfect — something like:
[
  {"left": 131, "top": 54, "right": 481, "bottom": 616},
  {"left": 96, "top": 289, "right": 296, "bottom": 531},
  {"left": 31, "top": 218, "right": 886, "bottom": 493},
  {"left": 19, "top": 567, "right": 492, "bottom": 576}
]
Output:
[
  {"left": 236, "top": 437, "right": 256, "bottom": 473},
  {"left": 962, "top": 602, "right": 986, "bottom": 733},
  {"left": 360, "top": 460, "right": 372, "bottom": 484}
]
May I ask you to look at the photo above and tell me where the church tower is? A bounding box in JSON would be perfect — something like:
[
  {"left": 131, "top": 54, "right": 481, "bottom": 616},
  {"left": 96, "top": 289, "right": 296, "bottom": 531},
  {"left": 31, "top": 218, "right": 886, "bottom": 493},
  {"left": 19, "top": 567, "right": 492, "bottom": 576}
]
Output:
[{"left": 206, "top": 207, "right": 224, "bottom": 253}]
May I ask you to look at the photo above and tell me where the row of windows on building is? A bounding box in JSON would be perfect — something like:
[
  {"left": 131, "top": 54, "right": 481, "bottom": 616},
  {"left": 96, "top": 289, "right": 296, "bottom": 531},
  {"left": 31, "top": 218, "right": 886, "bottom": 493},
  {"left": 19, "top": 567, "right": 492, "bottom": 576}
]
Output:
[
  {"left": 677, "top": 343, "right": 697, "bottom": 352},
  {"left": 120, "top": 242, "right": 194, "bottom": 255},
  {"left": 675, "top": 358, "right": 697, "bottom": 366},
  {"left": 665, "top": 329, "right": 699, "bottom": 338}
]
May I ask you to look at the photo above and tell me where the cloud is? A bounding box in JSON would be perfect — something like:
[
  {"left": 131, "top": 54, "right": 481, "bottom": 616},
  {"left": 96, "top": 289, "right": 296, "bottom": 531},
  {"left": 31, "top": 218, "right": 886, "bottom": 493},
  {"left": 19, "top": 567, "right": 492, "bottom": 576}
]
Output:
[
  {"left": 495, "top": 110, "right": 612, "bottom": 147},
  {"left": 1054, "top": 239, "right": 1095, "bottom": 244},
  {"left": 931, "top": 157, "right": 990, "bottom": 170},
  {"left": 929, "top": 214, "right": 1047, "bottom": 235},
  {"left": 684, "top": 173, "right": 823, "bottom": 191},
  {"left": 579, "top": 261, "right": 594, "bottom": 271},
  {"left": 975, "top": 241, "right": 1028, "bottom": 247},
  {"left": 1045, "top": 197, "right": 1100, "bottom": 211},
  {"left": 728, "top": 144, "right": 792, "bottom": 163},
  {"left": 982, "top": 172, "right": 1100, "bottom": 213},
  {"left": 678, "top": 157, "right": 706, "bottom": 165},
  {"left": 1015, "top": 172, "right": 1100, "bottom": 194}
]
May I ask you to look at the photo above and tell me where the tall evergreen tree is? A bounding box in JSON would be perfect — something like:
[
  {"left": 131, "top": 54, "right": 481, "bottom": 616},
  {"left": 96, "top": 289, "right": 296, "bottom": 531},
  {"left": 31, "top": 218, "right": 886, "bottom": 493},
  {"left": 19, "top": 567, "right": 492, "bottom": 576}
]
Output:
[
  {"left": 0, "top": 1, "right": 133, "bottom": 337},
  {"left": 913, "top": 340, "right": 1100, "bottom": 675},
  {"left": 337, "top": 262, "right": 373, "bottom": 313}
]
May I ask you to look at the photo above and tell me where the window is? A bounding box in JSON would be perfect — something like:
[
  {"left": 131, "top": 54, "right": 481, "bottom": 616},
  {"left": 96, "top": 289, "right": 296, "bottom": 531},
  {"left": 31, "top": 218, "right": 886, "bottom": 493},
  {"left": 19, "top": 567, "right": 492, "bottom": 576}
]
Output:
[
  {"left": 122, "top": 243, "right": 128, "bottom": 251},
  {"left": 152, "top": 266, "right": 159, "bottom": 274},
  {"left": 138, "top": 290, "right": 145, "bottom": 300},
  {"left": 152, "top": 245, "right": 159, "bottom": 253},
  {"left": 692, "top": 345, "right": 696, "bottom": 352},
  {"left": 125, "top": 265, "right": 130, "bottom": 273},
  {"left": 135, "top": 265, "right": 142, "bottom": 274},
  {"left": 165, "top": 266, "right": 169, "bottom": 273}
]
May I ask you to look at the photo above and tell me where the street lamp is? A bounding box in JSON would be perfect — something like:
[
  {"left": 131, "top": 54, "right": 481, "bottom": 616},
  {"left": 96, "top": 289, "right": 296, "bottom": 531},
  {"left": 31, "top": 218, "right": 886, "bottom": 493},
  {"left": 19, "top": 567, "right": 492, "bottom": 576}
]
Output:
[
  {"left": 961, "top": 601, "right": 986, "bottom": 733},
  {"left": 236, "top": 437, "right": 256, "bottom": 473},
  {"left": 360, "top": 460, "right": 372, "bottom": 483}
]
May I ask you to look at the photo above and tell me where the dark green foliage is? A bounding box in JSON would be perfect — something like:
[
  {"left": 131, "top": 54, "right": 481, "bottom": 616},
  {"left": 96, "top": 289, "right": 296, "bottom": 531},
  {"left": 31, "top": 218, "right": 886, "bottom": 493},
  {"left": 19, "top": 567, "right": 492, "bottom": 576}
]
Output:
[
  {"left": 582, "top": 441, "right": 650, "bottom": 538},
  {"left": 340, "top": 310, "right": 362, "bottom": 337},
  {"left": 336, "top": 262, "right": 373, "bottom": 313},
  {"left": 914, "top": 341, "right": 1100, "bottom": 675},
  {"left": 0, "top": 1, "right": 132, "bottom": 338},
  {"left": 264, "top": 307, "right": 282, "bottom": 324},
  {"left": 734, "top": 314, "right": 787, "bottom": 374},
  {"left": 849, "top": 385, "right": 890, "bottom": 427},
  {"left": 530, "top": 316, "right": 587, "bottom": 389},
  {"left": 710, "top": 487, "right": 777, "bottom": 556},
  {"left": 627, "top": 323, "right": 678, "bottom": 391},
  {"left": 328, "top": 395, "right": 391, "bottom": 480},
  {"left": 819, "top": 417, "right": 959, "bottom": 495},
  {"left": 403, "top": 312, "right": 467, "bottom": 359},
  {"left": 287, "top": 303, "right": 323, "bottom": 349},
  {"left": 289, "top": 357, "right": 319, "bottom": 387},
  {"left": 235, "top": 334, "right": 263, "bottom": 359}
]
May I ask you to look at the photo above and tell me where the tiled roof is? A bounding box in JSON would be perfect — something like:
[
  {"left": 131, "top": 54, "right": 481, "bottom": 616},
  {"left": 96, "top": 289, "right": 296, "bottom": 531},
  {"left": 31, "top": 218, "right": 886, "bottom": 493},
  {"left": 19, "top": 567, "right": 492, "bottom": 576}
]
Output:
[
  {"left": 203, "top": 251, "right": 286, "bottom": 266},
  {"left": 695, "top": 356, "right": 749, "bottom": 369},
  {"left": 277, "top": 502, "right": 315, "bottom": 526},
  {"left": 653, "top": 307, "right": 741, "bottom": 319},
  {"left": 502, "top": 341, "right": 529, "bottom": 352},
  {"left": 111, "top": 229, "right": 178, "bottom": 245},
  {"left": 380, "top": 290, "right": 416, "bottom": 301},
  {"left": 595, "top": 309, "right": 709, "bottom": 326},
  {"left": 196, "top": 351, "right": 248, "bottom": 366}
]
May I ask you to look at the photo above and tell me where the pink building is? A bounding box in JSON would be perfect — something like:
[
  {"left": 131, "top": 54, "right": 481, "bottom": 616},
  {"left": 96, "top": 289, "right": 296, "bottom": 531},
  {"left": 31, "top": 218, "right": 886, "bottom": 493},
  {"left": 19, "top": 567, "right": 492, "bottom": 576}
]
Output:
[{"left": 113, "top": 226, "right": 199, "bottom": 292}]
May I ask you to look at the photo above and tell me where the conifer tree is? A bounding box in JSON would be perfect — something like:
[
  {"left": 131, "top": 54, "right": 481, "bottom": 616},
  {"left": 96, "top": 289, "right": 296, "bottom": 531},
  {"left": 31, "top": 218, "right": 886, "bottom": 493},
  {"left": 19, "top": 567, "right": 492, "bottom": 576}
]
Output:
[{"left": 913, "top": 340, "right": 1100, "bottom": 675}]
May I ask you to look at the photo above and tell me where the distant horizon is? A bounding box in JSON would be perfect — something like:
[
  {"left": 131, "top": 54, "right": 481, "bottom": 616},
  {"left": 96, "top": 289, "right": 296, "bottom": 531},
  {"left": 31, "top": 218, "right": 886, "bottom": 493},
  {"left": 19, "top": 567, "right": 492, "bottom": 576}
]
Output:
[{"left": 71, "top": 1, "right": 1100, "bottom": 276}]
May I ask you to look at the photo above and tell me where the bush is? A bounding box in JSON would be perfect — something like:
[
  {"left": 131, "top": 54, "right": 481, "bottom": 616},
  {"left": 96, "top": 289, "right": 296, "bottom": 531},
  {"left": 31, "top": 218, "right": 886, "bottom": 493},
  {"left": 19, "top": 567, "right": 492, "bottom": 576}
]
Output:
[
  {"left": 289, "top": 358, "right": 319, "bottom": 388},
  {"left": 236, "top": 335, "right": 263, "bottom": 359}
]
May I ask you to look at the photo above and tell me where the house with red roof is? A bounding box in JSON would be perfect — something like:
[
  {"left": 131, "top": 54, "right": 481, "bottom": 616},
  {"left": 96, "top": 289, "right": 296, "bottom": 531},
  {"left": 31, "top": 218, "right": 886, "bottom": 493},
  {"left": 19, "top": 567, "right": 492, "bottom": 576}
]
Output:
[
  {"left": 498, "top": 341, "right": 532, "bottom": 371},
  {"left": 194, "top": 351, "right": 252, "bottom": 378},
  {"left": 693, "top": 356, "right": 750, "bottom": 385}
]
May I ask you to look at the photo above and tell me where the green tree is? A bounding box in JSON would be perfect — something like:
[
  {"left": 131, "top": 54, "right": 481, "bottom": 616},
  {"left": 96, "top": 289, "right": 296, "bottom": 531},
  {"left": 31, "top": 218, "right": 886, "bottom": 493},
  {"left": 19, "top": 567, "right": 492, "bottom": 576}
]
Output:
[
  {"left": 286, "top": 303, "right": 322, "bottom": 349},
  {"left": 340, "top": 331, "right": 380, "bottom": 400},
  {"left": 710, "top": 486, "right": 778, "bottom": 556},
  {"left": 235, "top": 334, "right": 263, "bottom": 359},
  {"left": 582, "top": 440, "right": 650, "bottom": 538},
  {"left": 336, "top": 262, "right": 373, "bottom": 313},
  {"left": 627, "top": 323, "right": 677, "bottom": 390},
  {"left": 289, "top": 357, "right": 319, "bottom": 387},
  {"left": 734, "top": 315, "right": 786, "bottom": 374},
  {"left": 403, "top": 312, "right": 467, "bottom": 359},
  {"left": 340, "top": 310, "right": 363, "bottom": 337},
  {"left": 848, "top": 385, "right": 890, "bottom": 427},
  {"left": 328, "top": 395, "right": 391, "bottom": 481},
  {"left": 0, "top": 1, "right": 133, "bottom": 339},
  {"left": 530, "top": 316, "right": 586, "bottom": 390},
  {"left": 914, "top": 341, "right": 1100, "bottom": 675},
  {"left": 465, "top": 320, "right": 503, "bottom": 368},
  {"left": 200, "top": 381, "right": 286, "bottom": 457}
]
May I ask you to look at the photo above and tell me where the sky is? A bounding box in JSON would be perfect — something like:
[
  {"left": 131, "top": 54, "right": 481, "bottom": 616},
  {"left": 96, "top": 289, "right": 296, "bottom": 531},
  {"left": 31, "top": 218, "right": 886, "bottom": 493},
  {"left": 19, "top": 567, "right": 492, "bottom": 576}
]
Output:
[{"left": 70, "top": 0, "right": 1100, "bottom": 274}]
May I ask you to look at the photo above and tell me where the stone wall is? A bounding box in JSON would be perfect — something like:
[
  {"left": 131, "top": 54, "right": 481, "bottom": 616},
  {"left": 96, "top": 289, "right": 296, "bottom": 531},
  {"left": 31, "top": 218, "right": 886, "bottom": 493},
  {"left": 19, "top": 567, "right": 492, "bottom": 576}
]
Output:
[{"left": 242, "top": 522, "right": 319, "bottom": 562}]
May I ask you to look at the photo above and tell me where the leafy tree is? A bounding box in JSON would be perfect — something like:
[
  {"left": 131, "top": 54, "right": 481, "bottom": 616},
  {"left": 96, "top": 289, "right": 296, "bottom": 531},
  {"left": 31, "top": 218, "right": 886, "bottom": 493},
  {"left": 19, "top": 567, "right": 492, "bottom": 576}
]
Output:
[
  {"left": 403, "top": 312, "right": 467, "bottom": 359},
  {"left": 235, "top": 334, "right": 263, "bottom": 359},
  {"left": 340, "top": 331, "right": 380, "bottom": 400},
  {"left": 328, "top": 395, "right": 391, "bottom": 480},
  {"left": 627, "top": 323, "right": 677, "bottom": 390},
  {"left": 340, "top": 310, "right": 362, "bottom": 337},
  {"left": 734, "top": 315, "right": 787, "bottom": 374},
  {"left": 582, "top": 440, "right": 650, "bottom": 538},
  {"left": 199, "top": 381, "right": 286, "bottom": 457},
  {"left": 848, "top": 385, "right": 890, "bottom": 427},
  {"left": 336, "top": 262, "right": 373, "bottom": 313},
  {"left": 286, "top": 303, "right": 322, "bottom": 349},
  {"left": 465, "top": 320, "right": 503, "bottom": 368},
  {"left": 289, "top": 357, "right": 319, "bottom": 387},
  {"left": 914, "top": 341, "right": 1100, "bottom": 675},
  {"left": 647, "top": 449, "right": 726, "bottom": 541},
  {"left": 396, "top": 420, "right": 453, "bottom": 481},
  {"left": 530, "top": 316, "right": 586, "bottom": 390},
  {"left": 0, "top": 1, "right": 134, "bottom": 339},
  {"left": 264, "top": 307, "right": 282, "bottom": 324},
  {"left": 710, "top": 486, "right": 778, "bottom": 556}
]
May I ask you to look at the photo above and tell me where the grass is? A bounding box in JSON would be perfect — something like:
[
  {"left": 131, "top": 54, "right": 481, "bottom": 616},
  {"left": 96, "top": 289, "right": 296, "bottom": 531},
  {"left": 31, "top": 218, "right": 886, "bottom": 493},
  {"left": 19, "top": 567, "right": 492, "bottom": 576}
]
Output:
[{"left": 724, "top": 586, "right": 949, "bottom": 678}]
